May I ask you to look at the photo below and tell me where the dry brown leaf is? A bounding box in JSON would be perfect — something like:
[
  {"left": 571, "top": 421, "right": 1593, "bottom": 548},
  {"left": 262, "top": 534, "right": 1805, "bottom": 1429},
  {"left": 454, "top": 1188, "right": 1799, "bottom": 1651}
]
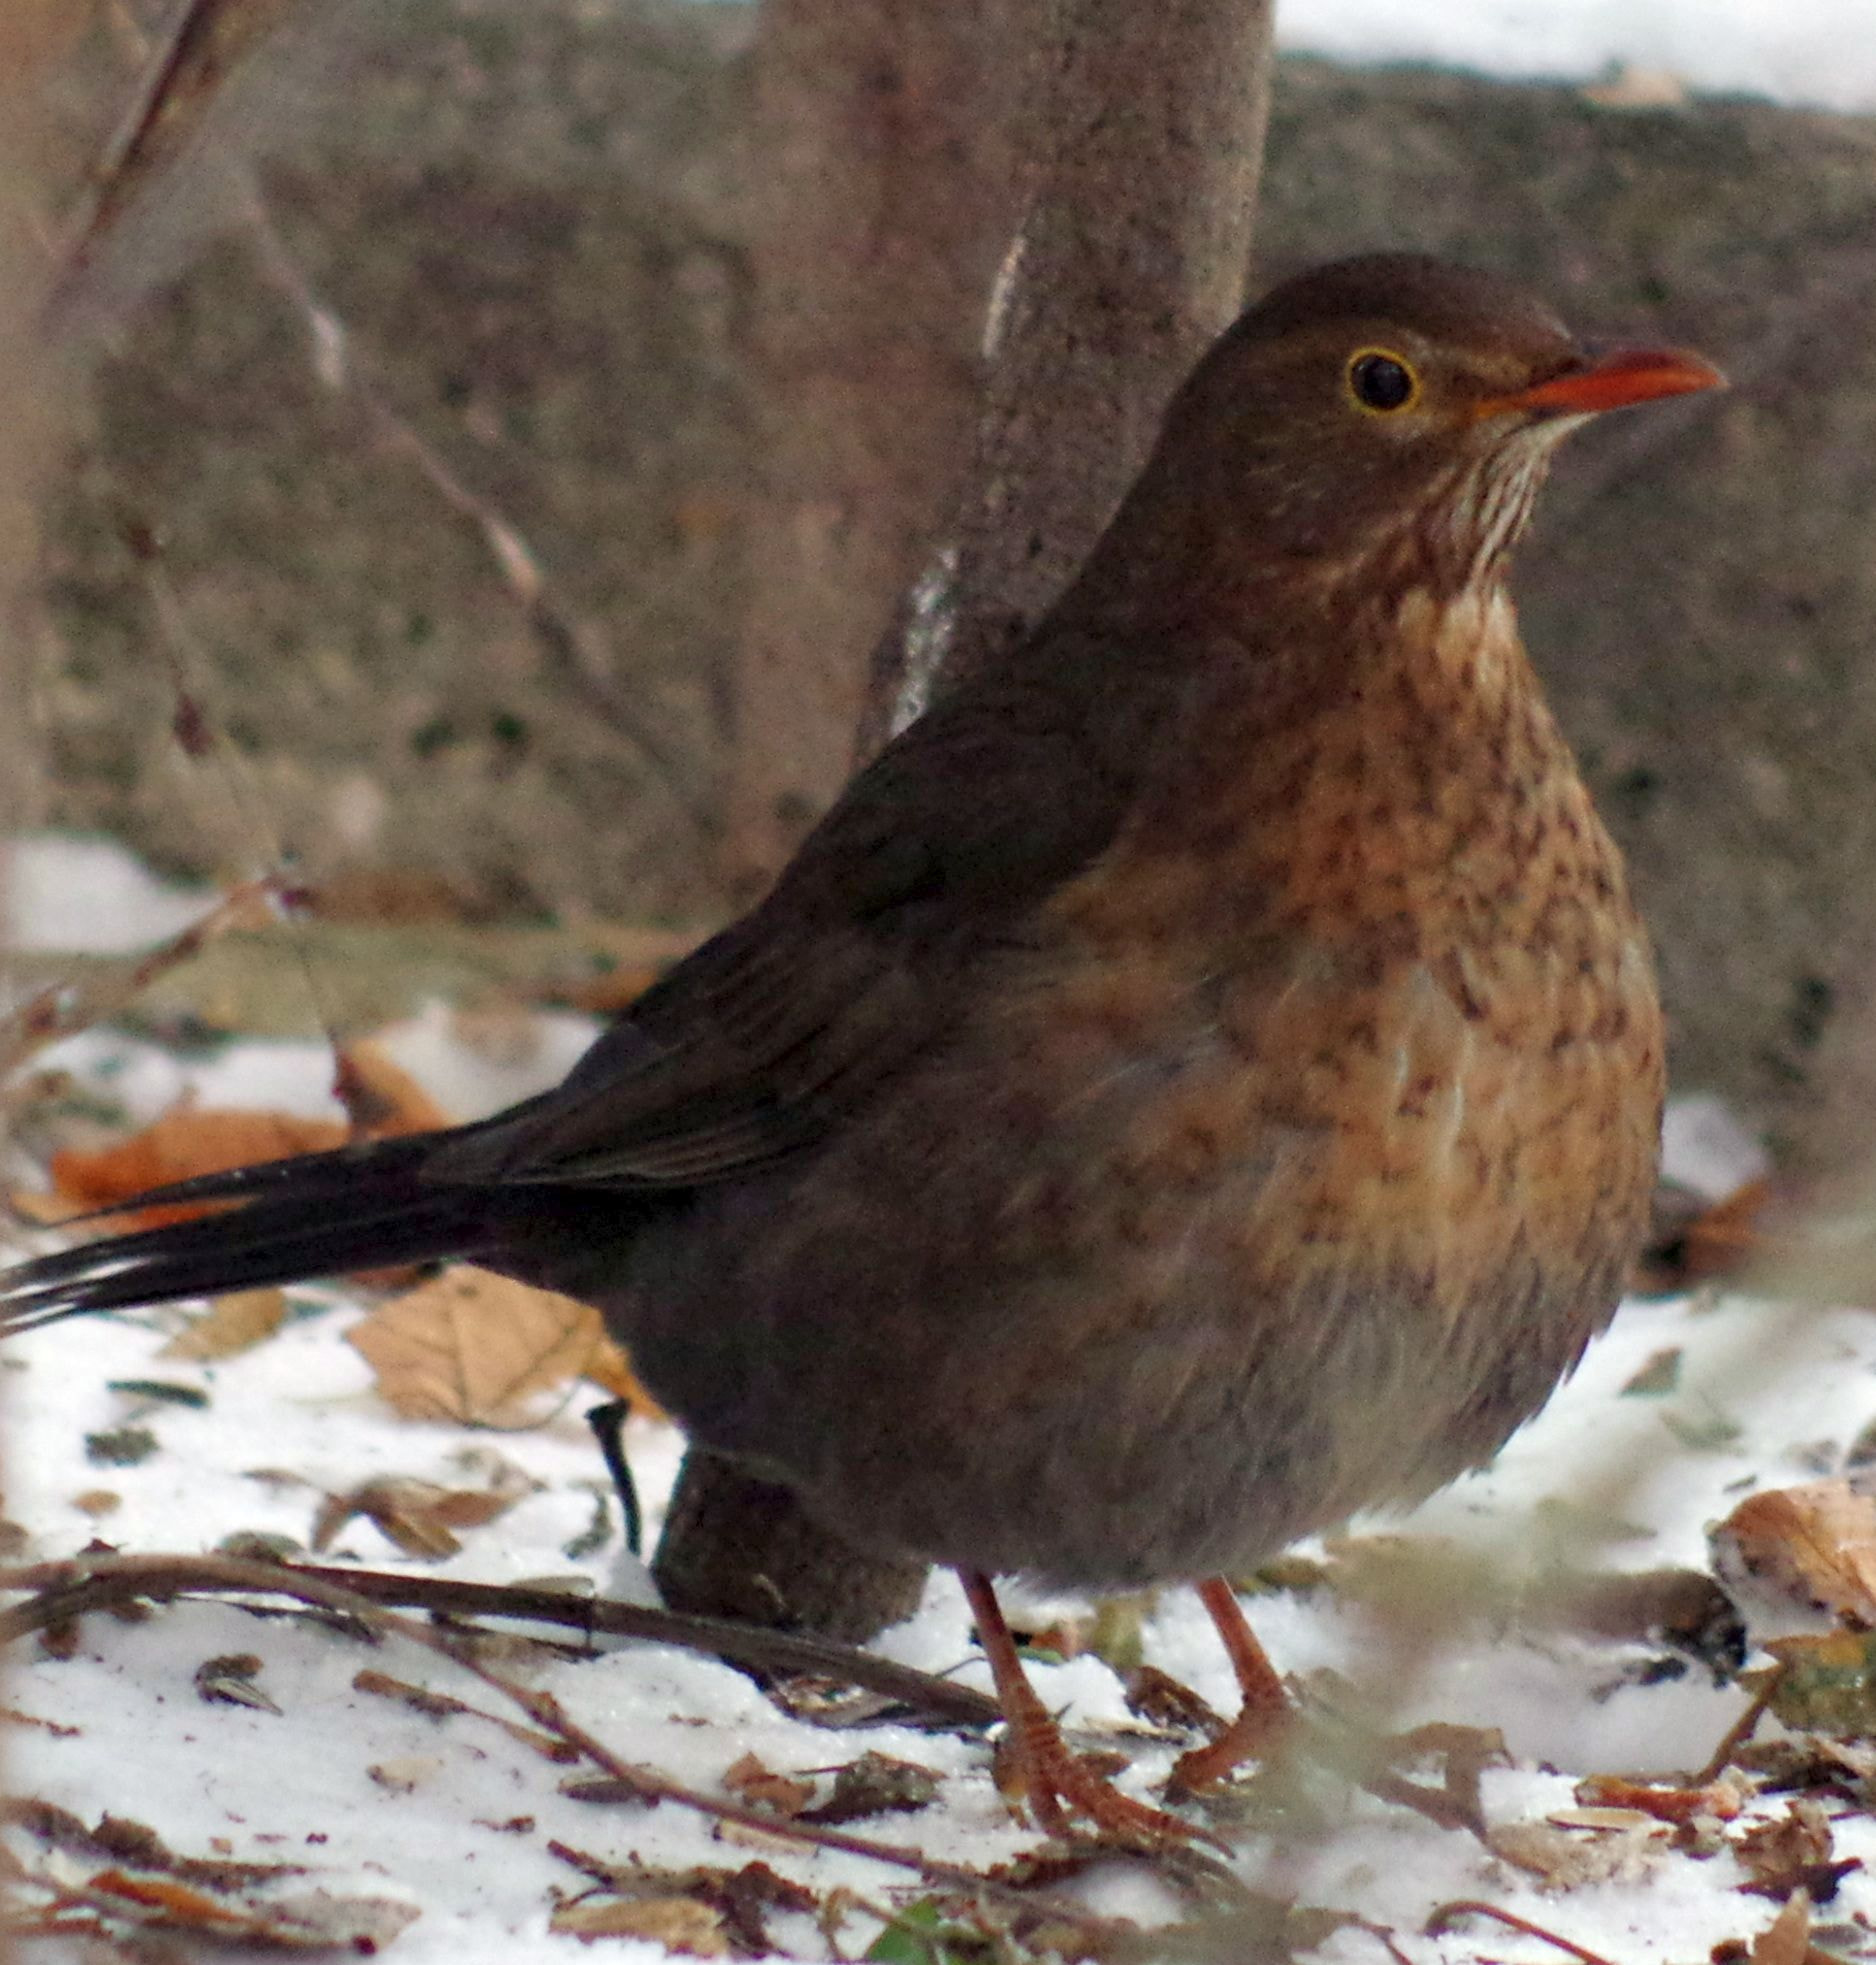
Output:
[
  {"left": 551, "top": 1894, "right": 728, "bottom": 1953},
  {"left": 74, "top": 1865, "right": 419, "bottom": 1950},
  {"left": 313, "top": 1479, "right": 463, "bottom": 1559},
  {"left": 160, "top": 1288, "right": 289, "bottom": 1362},
  {"left": 1124, "top": 1662, "right": 1223, "bottom": 1735},
  {"left": 1713, "top": 1481, "right": 1876, "bottom": 1632},
  {"left": 1488, "top": 1818, "right": 1667, "bottom": 1889},
  {"left": 550, "top": 1861, "right": 815, "bottom": 1959},
  {"left": 332, "top": 1039, "right": 453, "bottom": 1138},
  {"left": 1637, "top": 1176, "right": 1786, "bottom": 1295},
  {"left": 1751, "top": 1890, "right": 1813, "bottom": 1965},
  {"left": 193, "top": 1653, "right": 280, "bottom": 1715},
  {"left": 721, "top": 1752, "right": 814, "bottom": 1820},
  {"left": 1735, "top": 1800, "right": 1840, "bottom": 1901},
  {"left": 311, "top": 1472, "right": 532, "bottom": 1559},
  {"left": 24, "top": 1108, "right": 347, "bottom": 1229},
  {"left": 347, "top": 1269, "right": 604, "bottom": 1428},
  {"left": 427, "top": 1488, "right": 518, "bottom": 1529}
]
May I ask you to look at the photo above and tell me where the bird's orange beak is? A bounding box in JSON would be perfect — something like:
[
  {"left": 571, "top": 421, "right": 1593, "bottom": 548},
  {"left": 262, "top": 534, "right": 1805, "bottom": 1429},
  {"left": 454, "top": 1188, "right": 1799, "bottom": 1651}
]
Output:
[{"left": 1480, "top": 345, "right": 1727, "bottom": 420}]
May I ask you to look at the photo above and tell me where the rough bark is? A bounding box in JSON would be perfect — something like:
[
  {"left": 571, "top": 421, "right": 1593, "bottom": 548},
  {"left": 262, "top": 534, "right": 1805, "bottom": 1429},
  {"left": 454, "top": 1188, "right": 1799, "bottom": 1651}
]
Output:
[
  {"left": 657, "top": 1, "right": 1276, "bottom": 1642},
  {"left": 863, "top": 0, "right": 1275, "bottom": 745},
  {"left": 716, "top": 0, "right": 1025, "bottom": 903}
]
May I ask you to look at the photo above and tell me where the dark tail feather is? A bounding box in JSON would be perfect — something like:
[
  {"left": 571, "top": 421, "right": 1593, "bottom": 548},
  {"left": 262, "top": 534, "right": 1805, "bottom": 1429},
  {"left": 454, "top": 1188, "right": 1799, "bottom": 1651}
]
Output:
[{"left": 1, "top": 1135, "right": 499, "bottom": 1334}]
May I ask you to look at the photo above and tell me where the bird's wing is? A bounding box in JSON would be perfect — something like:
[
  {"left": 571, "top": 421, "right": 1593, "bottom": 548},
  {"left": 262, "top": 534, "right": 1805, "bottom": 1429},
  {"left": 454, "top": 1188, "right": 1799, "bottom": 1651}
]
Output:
[{"left": 426, "top": 663, "right": 1155, "bottom": 1190}]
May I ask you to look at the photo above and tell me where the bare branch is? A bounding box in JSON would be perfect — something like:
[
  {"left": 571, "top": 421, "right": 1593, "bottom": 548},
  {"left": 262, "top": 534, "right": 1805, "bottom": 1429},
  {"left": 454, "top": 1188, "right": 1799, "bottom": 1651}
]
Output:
[{"left": 240, "top": 186, "right": 715, "bottom": 853}]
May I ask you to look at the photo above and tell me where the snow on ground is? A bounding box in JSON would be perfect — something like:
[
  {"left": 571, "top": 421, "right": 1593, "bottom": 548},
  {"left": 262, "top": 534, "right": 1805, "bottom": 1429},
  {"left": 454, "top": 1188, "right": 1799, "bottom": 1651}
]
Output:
[
  {"left": 1283, "top": 0, "right": 1873, "bottom": 112},
  {"left": 4, "top": 834, "right": 1875, "bottom": 1960}
]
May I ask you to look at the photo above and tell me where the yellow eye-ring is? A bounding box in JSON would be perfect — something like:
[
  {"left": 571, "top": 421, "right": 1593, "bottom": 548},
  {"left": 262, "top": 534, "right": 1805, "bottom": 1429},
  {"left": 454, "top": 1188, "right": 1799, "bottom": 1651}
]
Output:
[{"left": 1346, "top": 348, "right": 1419, "bottom": 414}]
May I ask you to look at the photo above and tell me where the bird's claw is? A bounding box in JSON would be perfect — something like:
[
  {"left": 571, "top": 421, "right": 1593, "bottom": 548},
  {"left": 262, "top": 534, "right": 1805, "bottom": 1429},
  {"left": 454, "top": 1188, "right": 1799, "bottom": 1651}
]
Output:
[{"left": 995, "top": 1728, "right": 1226, "bottom": 1849}]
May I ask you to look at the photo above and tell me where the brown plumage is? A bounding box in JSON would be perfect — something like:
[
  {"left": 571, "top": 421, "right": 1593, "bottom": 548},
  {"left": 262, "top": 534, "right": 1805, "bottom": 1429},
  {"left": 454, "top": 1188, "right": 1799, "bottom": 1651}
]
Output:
[{"left": 1, "top": 254, "right": 1721, "bottom": 1839}]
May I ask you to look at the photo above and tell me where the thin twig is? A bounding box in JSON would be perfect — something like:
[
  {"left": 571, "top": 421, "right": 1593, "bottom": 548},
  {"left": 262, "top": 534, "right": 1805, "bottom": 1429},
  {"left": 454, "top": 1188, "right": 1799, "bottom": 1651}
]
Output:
[
  {"left": 0, "top": 1550, "right": 1145, "bottom": 1938},
  {"left": 0, "top": 876, "right": 284, "bottom": 1079},
  {"left": 0, "top": 1552, "right": 998, "bottom": 1728},
  {"left": 238, "top": 188, "right": 715, "bottom": 851},
  {"left": 129, "top": 521, "right": 347, "bottom": 1051},
  {"left": 1692, "top": 1662, "right": 1786, "bottom": 1787},
  {"left": 1425, "top": 1899, "right": 1623, "bottom": 1965},
  {"left": 52, "top": 0, "right": 295, "bottom": 316}
]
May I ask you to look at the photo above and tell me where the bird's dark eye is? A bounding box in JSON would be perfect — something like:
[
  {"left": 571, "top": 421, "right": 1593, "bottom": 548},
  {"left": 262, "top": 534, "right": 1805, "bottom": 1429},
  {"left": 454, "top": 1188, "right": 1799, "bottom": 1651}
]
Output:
[{"left": 1347, "top": 349, "right": 1418, "bottom": 414}]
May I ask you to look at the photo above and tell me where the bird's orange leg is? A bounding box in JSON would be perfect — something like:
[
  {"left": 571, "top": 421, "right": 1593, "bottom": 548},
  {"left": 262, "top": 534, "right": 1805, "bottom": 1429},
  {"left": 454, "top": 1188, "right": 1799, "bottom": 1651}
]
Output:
[
  {"left": 1167, "top": 1575, "right": 1291, "bottom": 1793},
  {"left": 958, "top": 1568, "right": 1195, "bottom": 1843}
]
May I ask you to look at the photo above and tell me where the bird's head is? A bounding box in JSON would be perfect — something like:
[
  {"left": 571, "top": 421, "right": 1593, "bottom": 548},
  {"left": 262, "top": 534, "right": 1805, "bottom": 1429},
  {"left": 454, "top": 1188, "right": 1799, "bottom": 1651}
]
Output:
[{"left": 1129, "top": 253, "right": 1724, "bottom": 604}]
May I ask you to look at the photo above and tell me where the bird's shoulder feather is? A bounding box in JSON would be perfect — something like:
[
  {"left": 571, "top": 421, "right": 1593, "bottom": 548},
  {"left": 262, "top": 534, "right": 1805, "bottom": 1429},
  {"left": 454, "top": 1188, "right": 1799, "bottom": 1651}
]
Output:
[{"left": 427, "top": 638, "right": 1186, "bottom": 1188}]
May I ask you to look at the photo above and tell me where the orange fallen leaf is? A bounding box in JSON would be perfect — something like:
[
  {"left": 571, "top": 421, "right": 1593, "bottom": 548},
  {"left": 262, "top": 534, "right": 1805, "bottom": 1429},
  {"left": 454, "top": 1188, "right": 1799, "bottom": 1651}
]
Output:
[
  {"left": 18, "top": 1027, "right": 454, "bottom": 1239},
  {"left": 722, "top": 1751, "right": 815, "bottom": 1820},
  {"left": 1750, "top": 1890, "right": 1813, "bottom": 1965},
  {"left": 81, "top": 1864, "right": 419, "bottom": 1949},
  {"left": 1573, "top": 1772, "right": 1743, "bottom": 1824},
  {"left": 159, "top": 1288, "right": 289, "bottom": 1361},
  {"left": 347, "top": 1267, "right": 605, "bottom": 1428},
  {"left": 25, "top": 1109, "right": 347, "bottom": 1229},
  {"left": 1681, "top": 1177, "right": 1777, "bottom": 1277},
  {"left": 1637, "top": 1176, "right": 1806, "bottom": 1295},
  {"left": 332, "top": 1039, "right": 453, "bottom": 1138},
  {"left": 584, "top": 1336, "right": 665, "bottom": 1419},
  {"left": 92, "top": 1868, "right": 247, "bottom": 1927}
]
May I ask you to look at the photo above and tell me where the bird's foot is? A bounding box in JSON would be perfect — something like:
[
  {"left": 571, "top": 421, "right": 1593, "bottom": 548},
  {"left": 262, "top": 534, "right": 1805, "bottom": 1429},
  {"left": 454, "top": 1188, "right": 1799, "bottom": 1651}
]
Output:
[
  {"left": 958, "top": 1569, "right": 1218, "bottom": 1847},
  {"left": 993, "top": 1717, "right": 1206, "bottom": 1846},
  {"left": 1162, "top": 1574, "right": 1293, "bottom": 1796},
  {"left": 1164, "top": 1696, "right": 1291, "bottom": 1796}
]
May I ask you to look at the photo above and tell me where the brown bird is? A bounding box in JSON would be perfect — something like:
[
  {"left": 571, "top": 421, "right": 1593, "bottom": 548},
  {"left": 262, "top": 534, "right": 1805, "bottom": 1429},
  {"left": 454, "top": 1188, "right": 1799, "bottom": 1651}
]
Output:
[{"left": 2, "top": 256, "right": 1721, "bottom": 1840}]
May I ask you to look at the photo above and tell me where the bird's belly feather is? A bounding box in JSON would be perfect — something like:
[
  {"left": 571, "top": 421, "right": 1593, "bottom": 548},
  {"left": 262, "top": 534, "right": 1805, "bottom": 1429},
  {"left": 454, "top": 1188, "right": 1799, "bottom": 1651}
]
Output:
[{"left": 623, "top": 921, "right": 1661, "bottom": 1589}]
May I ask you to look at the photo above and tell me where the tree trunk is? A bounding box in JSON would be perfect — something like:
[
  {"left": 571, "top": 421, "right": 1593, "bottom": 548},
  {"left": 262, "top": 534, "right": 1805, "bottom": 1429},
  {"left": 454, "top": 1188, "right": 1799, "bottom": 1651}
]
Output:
[
  {"left": 863, "top": 0, "right": 1275, "bottom": 746},
  {"left": 657, "top": 0, "right": 1276, "bottom": 1643},
  {"left": 717, "top": 0, "right": 1025, "bottom": 905}
]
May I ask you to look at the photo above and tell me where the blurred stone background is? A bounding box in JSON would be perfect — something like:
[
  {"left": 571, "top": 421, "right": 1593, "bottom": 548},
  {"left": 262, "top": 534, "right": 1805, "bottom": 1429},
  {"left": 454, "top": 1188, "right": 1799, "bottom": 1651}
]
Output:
[{"left": 25, "top": 0, "right": 1876, "bottom": 1155}]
